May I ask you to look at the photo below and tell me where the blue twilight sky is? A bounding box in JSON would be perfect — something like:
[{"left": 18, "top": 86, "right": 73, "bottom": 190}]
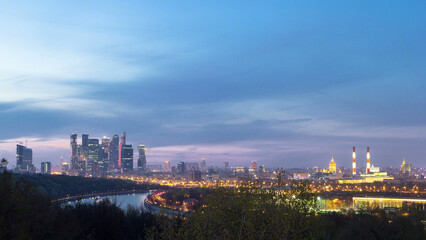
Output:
[{"left": 0, "top": 1, "right": 425, "bottom": 169}]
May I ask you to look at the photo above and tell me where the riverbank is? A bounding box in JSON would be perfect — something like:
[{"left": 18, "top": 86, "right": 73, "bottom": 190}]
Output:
[{"left": 53, "top": 189, "right": 155, "bottom": 203}]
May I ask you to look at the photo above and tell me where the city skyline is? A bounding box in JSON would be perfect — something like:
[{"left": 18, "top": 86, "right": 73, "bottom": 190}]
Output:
[{"left": 1, "top": 1, "right": 426, "bottom": 168}]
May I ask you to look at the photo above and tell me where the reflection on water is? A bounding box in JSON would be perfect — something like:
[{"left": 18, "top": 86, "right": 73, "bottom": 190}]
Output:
[{"left": 67, "top": 192, "right": 150, "bottom": 211}]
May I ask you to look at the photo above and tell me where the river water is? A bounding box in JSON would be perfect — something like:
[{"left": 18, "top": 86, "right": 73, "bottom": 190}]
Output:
[{"left": 67, "top": 192, "right": 150, "bottom": 211}]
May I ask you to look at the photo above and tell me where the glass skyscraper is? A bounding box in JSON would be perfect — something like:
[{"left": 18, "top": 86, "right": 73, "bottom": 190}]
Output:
[
  {"left": 121, "top": 144, "right": 133, "bottom": 172},
  {"left": 137, "top": 144, "right": 146, "bottom": 171},
  {"left": 109, "top": 135, "right": 119, "bottom": 170},
  {"left": 87, "top": 138, "right": 100, "bottom": 175}
]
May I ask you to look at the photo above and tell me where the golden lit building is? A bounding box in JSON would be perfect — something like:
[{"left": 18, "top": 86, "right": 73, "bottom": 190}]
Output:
[
  {"left": 329, "top": 156, "right": 336, "bottom": 174},
  {"left": 400, "top": 159, "right": 412, "bottom": 173}
]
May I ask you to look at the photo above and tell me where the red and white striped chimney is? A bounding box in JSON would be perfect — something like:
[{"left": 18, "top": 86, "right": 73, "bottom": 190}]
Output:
[
  {"left": 366, "top": 147, "right": 370, "bottom": 174},
  {"left": 352, "top": 146, "right": 356, "bottom": 175}
]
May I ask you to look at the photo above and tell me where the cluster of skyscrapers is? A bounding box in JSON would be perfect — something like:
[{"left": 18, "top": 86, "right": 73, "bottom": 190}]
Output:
[{"left": 70, "top": 131, "right": 146, "bottom": 176}]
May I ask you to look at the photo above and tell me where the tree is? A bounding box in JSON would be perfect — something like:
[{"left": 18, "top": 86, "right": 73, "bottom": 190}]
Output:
[{"left": 0, "top": 158, "right": 8, "bottom": 171}]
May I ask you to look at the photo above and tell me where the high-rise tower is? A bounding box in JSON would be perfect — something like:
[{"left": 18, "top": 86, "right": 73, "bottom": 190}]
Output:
[
  {"left": 100, "top": 137, "right": 111, "bottom": 174},
  {"left": 118, "top": 132, "right": 126, "bottom": 168},
  {"left": 201, "top": 158, "right": 206, "bottom": 172},
  {"left": 164, "top": 161, "right": 169, "bottom": 172},
  {"left": 366, "top": 147, "right": 371, "bottom": 174},
  {"left": 16, "top": 144, "right": 34, "bottom": 172},
  {"left": 70, "top": 133, "right": 78, "bottom": 170},
  {"left": 352, "top": 146, "right": 356, "bottom": 175},
  {"left": 109, "top": 135, "right": 119, "bottom": 170},
  {"left": 329, "top": 155, "right": 336, "bottom": 173},
  {"left": 137, "top": 144, "right": 146, "bottom": 171},
  {"left": 87, "top": 138, "right": 100, "bottom": 175}
]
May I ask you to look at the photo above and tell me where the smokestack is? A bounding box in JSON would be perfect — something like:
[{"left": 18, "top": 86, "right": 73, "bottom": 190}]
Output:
[
  {"left": 352, "top": 146, "right": 356, "bottom": 175},
  {"left": 366, "top": 147, "right": 370, "bottom": 174}
]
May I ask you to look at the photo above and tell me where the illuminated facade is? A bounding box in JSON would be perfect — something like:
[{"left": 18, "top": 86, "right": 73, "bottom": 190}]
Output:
[
  {"left": 100, "top": 137, "right": 111, "bottom": 174},
  {"left": 251, "top": 160, "right": 257, "bottom": 172},
  {"left": 329, "top": 156, "right": 336, "bottom": 174},
  {"left": 87, "top": 138, "right": 100, "bottom": 174},
  {"left": 164, "top": 161, "right": 169, "bottom": 172},
  {"left": 400, "top": 159, "right": 412, "bottom": 173},
  {"left": 353, "top": 197, "right": 426, "bottom": 209}
]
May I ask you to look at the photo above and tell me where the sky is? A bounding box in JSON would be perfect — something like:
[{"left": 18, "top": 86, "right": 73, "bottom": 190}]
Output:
[{"left": 0, "top": 1, "right": 425, "bottom": 169}]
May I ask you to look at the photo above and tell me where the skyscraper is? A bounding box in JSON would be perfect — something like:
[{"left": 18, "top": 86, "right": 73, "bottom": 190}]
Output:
[
  {"left": 16, "top": 144, "right": 24, "bottom": 170},
  {"left": 201, "top": 158, "right": 206, "bottom": 172},
  {"left": 329, "top": 156, "right": 336, "bottom": 174},
  {"left": 137, "top": 144, "right": 147, "bottom": 171},
  {"left": 87, "top": 138, "right": 100, "bottom": 175},
  {"left": 119, "top": 132, "right": 126, "bottom": 169},
  {"left": 16, "top": 144, "right": 34, "bottom": 172},
  {"left": 164, "top": 161, "right": 169, "bottom": 172},
  {"left": 177, "top": 162, "right": 186, "bottom": 173},
  {"left": 251, "top": 160, "right": 257, "bottom": 172},
  {"left": 109, "top": 135, "right": 119, "bottom": 170},
  {"left": 223, "top": 162, "right": 229, "bottom": 171},
  {"left": 100, "top": 137, "right": 111, "bottom": 173},
  {"left": 82, "top": 134, "right": 89, "bottom": 148},
  {"left": 70, "top": 133, "right": 78, "bottom": 170},
  {"left": 41, "top": 162, "right": 51, "bottom": 174},
  {"left": 121, "top": 144, "right": 133, "bottom": 172}
]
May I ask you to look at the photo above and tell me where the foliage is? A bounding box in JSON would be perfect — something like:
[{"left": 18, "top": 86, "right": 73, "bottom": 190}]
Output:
[
  {"left": 0, "top": 171, "right": 156, "bottom": 240},
  {"left": 16, "top": 173, "right": 155, "bottom": 199},
  {"left": 147, "top": 177, "right": 425, "bottom": 240},
  {"left": 148, "top": 178, "right": 320, "bottom": 240},
  {"left": 0, "top": 170, "right": 424, "bottom": 240}
]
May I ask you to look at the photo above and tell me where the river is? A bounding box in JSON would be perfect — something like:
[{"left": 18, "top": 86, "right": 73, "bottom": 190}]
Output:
[{"left": 66, "top": 192, "right": 150, "bottom": 211}]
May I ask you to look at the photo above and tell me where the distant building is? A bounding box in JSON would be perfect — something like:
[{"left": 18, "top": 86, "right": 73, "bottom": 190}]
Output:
[
  {"left": 177, "top": 162, "right": 186, "bottom": 173},
  {"left": 61, "top": 161, "right": 69, "bottom": 173},
  {"left": 400, "top": 159, "right": 412, "bottom": 173},
  {"left": 146, "top": 164, "right": 162, "bottom": 171},
  {"left": 164, "top": 161, "right": 169, "bottom": 172},
  {"left": 223, "top": 162, "right": 229, "bottom": 171},
  {"left": 329, "top": 156, "right": 337, "bottom": 174},
  {"left": 293, "top": 173, "right": 310, "bottom": 179},
  {"left": 87, "top": 138, "right": 100, "bottom": 175},
  {"left": 41, "top": 162, "right": 51, "bottom": 174},
  {"left": 109, "top": 135, "right": 119, "bottom": 170},
  {"left": 121, "top": 144, "right": 133, "bottom": 172},
  {"left": 99, "top": 137, "right": 111, "bottom": 174},
  {"left": 201, "top": 158, "right": 206, "bottom": 172},
  {"left": 138, "top": 144, "right": 147, "bottom": 171},
  {"left": 70, "top": 133, "right": 78, "bottom": 170},
  {"left": 186, "top": 162, "right": 199, "bottom": 171},
  {"left": 16, "top": 144, "right": 35, "bottom": 172},
  {"left": 187, "top": 169, "right": 202, "bottom": 182},
  {"left": 119, "top": 132, "right": 126, "bottom": 170},
  {"left": 251, "top": 161, "right": 257, "bottom": 172}
]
